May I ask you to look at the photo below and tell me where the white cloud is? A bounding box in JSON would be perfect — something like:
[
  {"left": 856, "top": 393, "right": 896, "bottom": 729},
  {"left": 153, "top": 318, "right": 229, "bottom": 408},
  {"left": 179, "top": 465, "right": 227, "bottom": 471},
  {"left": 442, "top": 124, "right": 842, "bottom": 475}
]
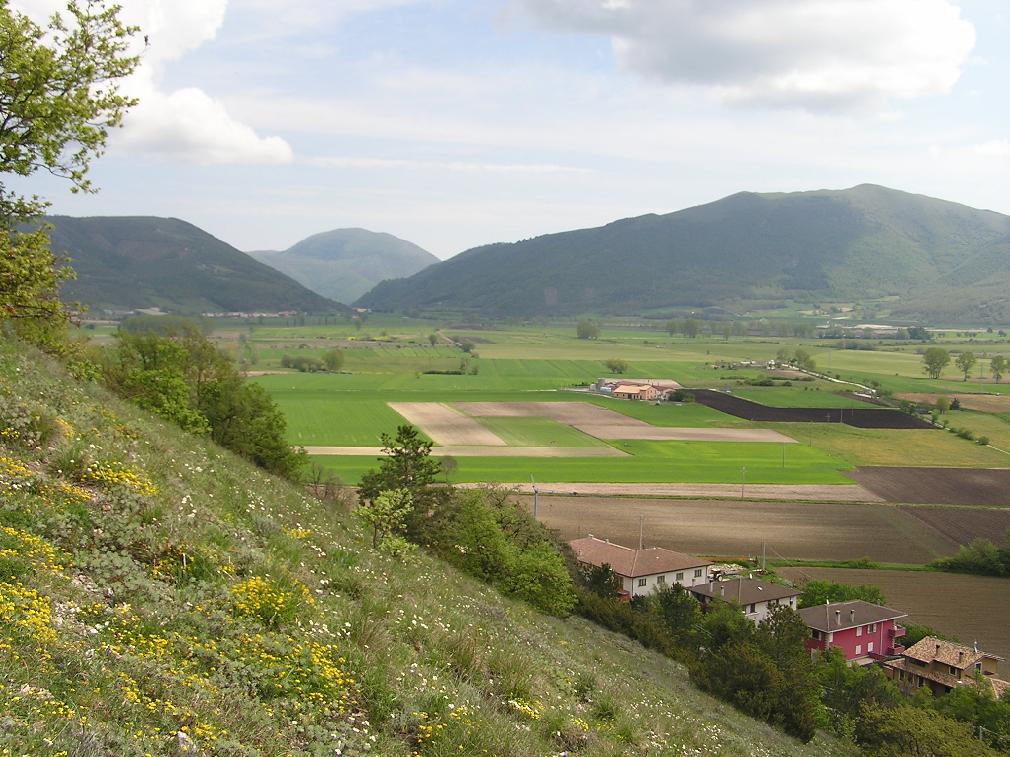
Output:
[
  {"left": 13, "top": 0, "right": 292, "bottom": 164},
  {"left": 519, "top": 0, "right": 976, "bottom": 111},
  {"left": 971, "top": 139, "right": 1010, "bottom": 158}
]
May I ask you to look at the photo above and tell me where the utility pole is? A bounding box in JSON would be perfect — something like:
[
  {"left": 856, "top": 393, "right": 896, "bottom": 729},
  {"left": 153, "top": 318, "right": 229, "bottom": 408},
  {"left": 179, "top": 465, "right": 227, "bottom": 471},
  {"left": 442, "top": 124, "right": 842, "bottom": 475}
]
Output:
[
  {"left": 638, "top": 514, "right": 644, "bottom": 550},
  {"left": 530, "top": 474, "right": 538, "bottom": 520},
  {"left": 762, "top": 542, "right": 767, "bottom": 572},
  {"left": 741, "top": 466, "right": 746, "bottom": 499}
]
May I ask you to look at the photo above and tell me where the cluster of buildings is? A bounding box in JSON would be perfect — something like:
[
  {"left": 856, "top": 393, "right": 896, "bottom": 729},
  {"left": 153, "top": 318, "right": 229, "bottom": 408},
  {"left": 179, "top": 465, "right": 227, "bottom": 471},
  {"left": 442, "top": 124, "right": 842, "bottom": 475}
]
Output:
[
  {"left": 569, "top": 535, "right": 1008, "bottom": 700},
  {"left": 590, "top": 377, "right": 681, "bottom": 401}
]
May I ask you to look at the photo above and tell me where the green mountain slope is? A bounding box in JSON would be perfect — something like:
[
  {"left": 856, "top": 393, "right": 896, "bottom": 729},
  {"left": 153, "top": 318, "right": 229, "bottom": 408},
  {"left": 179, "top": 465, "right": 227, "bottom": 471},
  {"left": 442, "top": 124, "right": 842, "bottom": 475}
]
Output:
[
  {"left": 43, "top": 215, "right": 343, "bottom": 313},
  {"left": 0, "top": 340, "right": 853, "bottom": 756},
  {"left": 357, "top": 185, "right": 1010, "bottom": 321},
  {"left": 251, "top": 228, "right": 437, "bottom": 304}
]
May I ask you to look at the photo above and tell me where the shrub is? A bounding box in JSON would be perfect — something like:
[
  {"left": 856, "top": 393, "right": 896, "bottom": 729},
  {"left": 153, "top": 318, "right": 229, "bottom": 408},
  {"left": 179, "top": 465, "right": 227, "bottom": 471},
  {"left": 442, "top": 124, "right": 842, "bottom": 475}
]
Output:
[{"left": 229, "top": 575, "right": 315, "bottom": 627}]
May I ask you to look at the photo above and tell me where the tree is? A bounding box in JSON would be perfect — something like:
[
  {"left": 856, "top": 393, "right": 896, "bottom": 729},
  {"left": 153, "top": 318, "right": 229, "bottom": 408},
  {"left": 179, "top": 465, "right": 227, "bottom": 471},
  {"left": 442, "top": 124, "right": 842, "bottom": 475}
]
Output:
[
  {"left": 358, "top": 424, "right": 442, "bottom": 507},
  {"left": 665, "top": 319, "right": 679, "bottom": 336},
  {"left": 0, "top": 1, "right": 138, "bottom": 349},
  {"left": 954, "top": 351, "right": 976, "bottom": 382},
  {"left": 922, "top": 347, "right": 951, "bottom": 379},
  {"left": 583, "top": 563, "right": 621, "bottom": 599},
  {"left": 576, "top": 319, "right": 599, "bottom": 340},
  {"left": 682, "top": 319, "right": 700, "bottom": 339},
  {"left": 322, "top": 348, "right": 344, "bottom": 372},
  {"left": 427, "top": 333, "right": 438, "bottom": 346},
  {"left": 504, "top": 541, "right": 577, "bottom": 616},
  {"left": 856, "top": 703, "right": 1001, "bottom": 757},
  {"left": 604, "top": 357, "right": 628, "bottom": 374},
  {"left": 355, "top": 488, "right": 415, "bottom": 555},
  {"left": 935, "top": 396, "right": 951, "bottom": 414},
  {"left": 798, "top": 580, "right": 886, "bottom": 608},
  {"left": 991, "top": 355, "right": 1007, "bottom": 384},
  {"left": 792, "top": 348, "right": 816, "bottom": 371}
]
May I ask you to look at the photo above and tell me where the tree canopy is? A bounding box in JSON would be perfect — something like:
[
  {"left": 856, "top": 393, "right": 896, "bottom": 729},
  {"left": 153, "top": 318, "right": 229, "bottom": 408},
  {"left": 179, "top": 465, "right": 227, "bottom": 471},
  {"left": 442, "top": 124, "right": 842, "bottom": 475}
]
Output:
[
  {"left": 0, "top": 0, "right": 138, "bottom": 349},
  {"left": 922, "top": 347, "right": 951, "bottom": 380}
]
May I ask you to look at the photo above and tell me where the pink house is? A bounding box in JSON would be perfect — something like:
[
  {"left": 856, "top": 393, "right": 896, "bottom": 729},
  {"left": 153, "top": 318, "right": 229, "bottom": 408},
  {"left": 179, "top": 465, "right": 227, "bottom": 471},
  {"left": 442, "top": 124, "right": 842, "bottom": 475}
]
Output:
[{"left": 798, "top": 600, "right": 907, "bottom": 663}]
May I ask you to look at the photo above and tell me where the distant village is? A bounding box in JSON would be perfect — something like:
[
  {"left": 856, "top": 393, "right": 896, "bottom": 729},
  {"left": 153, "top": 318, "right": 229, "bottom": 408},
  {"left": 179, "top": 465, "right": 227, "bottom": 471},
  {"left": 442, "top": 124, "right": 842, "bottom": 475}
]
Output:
[{"left": 570, "top": 535, "right": 1009, "bottom": 701}]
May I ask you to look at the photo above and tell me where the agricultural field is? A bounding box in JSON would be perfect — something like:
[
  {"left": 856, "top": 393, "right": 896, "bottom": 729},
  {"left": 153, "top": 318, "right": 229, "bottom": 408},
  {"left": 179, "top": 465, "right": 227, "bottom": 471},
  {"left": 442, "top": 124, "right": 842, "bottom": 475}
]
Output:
[
  {"left": 778, "top": 567, "right": 1010, "bottom": 664},
  {"left": 530, "top": 496, "right": 959, "bottom": 564},
  {"left": 241, "top": 318, "right": 1010, "bottom": 492}
]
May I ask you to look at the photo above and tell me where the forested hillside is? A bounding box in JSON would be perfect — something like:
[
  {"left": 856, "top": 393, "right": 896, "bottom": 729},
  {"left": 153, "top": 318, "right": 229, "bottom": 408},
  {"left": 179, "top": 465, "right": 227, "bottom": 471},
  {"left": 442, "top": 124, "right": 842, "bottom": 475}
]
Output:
[
  {"left": 358, "top": 185, "right": 1010, "bottom": 321},
  {"left": 44, "top": 216, "right": 343, "bottom": 314}
]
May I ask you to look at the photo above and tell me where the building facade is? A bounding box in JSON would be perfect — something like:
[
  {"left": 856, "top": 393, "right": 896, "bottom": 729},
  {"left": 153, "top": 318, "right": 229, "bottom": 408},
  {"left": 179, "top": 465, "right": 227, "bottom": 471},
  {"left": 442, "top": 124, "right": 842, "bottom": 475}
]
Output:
[
  {"left": 883, "top": 637, "right": 1009, "bottom": 699},
  {"left": 798, "top": 600, "right": 907, "bottom": 663},
  {"left": 569, "top": 536, "right": 712, "bottom": 599},
  {"left": 689, "top": 577, "right": 800, "bottom": 623}
]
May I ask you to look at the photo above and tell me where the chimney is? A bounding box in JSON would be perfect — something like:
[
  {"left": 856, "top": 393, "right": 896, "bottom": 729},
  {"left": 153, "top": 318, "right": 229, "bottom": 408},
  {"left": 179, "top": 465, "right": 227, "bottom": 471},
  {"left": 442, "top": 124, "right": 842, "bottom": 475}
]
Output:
[
  {"left": 850, "top": 609, "right": 855, "bottom": 624},
  {"left": 936, "top": 643, "right": 941, "bottom": 655},
  {"left": 958, "top": 651, "right": 964, "bottom": 663},
  {"left": 720, "top": 585, "right": 725, "bottom": 597},
  {"left": 835, "top": 609, "right": 841, "bottom": 626}
]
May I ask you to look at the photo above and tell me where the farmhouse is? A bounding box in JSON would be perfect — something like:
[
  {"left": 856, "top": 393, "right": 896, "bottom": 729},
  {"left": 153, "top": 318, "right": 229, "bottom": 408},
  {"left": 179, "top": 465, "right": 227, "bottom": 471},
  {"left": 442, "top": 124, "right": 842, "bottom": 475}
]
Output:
[
  {"left": 569, "top": 536, "right": 712, "bottom": 599},
  {"left": 689, "top": 578, "right": 800, "bottom": 623},
  {"left": 883, "top": 637, "right": 1010, "bottom": 699},
  {"left": 611, "top": 384, "right": 661, "bottom": 401},
  {"left": 798, "top": 600, "right": 907, "bottom": 663}
]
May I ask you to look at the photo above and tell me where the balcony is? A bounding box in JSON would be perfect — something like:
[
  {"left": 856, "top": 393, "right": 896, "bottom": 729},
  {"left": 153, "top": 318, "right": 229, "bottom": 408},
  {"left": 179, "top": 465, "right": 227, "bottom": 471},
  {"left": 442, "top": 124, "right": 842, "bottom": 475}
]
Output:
[{"left": 889, "top": 625, "right": 906, "bottom": 639}]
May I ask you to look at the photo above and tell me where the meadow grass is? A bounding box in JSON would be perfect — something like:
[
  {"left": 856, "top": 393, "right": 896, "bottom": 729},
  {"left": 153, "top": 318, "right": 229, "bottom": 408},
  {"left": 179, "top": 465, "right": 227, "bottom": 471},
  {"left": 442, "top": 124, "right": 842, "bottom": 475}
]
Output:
[{"left": 0, "top": 338, "right": 855, "bottom": 757}]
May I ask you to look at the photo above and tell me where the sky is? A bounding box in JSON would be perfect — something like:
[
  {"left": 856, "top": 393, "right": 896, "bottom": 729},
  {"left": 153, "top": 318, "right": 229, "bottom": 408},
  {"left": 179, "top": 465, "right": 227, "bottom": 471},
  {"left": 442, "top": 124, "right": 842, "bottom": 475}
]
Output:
[{"left": 13, "top": 0, "right": 1010, "bottom": 259}]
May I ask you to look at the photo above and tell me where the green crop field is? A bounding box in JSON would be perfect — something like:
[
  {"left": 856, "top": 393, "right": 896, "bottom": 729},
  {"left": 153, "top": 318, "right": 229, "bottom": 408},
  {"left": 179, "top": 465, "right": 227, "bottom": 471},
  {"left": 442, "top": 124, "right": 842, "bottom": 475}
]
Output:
[
  {"left": 474, "top": 416, "right": 608, "bottom": 447},
  {"left": 732, "top": 387, "right": 870, "bottom": 408},
  {"left": 310, "top": 439, "right": 850, "bottom": 485}
]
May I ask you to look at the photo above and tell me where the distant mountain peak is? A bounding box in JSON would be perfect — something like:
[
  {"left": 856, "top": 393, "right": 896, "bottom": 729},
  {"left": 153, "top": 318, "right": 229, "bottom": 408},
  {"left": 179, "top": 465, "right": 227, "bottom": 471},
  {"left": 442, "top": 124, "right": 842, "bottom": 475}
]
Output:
[{"left": 250, "top": 227, "right": 437, "bottom": 304}]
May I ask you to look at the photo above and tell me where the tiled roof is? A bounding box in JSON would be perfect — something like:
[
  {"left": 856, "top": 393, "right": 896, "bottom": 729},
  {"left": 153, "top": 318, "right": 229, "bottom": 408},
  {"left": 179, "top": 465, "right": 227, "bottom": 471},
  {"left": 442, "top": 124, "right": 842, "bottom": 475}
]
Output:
[
  {"left": 568, "top": 537, "right": 710, "bottom": 578},
  {"left": 887, "top": 658, "right": 1010, "bottom": 699},
  {"left": 690, "top": 577, "right": 799, "bottom": 606},
  {"left": 798, "top": 600, "right": 906, "bottom": 632},
  {"left": 903, "top": 637, "right": 1003, "bottom": 669}
]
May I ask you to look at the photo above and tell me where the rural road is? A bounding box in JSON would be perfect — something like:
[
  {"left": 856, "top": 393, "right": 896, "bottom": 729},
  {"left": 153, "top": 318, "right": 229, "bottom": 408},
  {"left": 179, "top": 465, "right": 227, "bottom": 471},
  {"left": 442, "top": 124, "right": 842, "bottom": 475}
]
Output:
[
  {"left": 459, "top": 481, "right": 882, "bottom": 502},
  {"left": 304, "top": 446, "right": 629, "bottom": 458}
]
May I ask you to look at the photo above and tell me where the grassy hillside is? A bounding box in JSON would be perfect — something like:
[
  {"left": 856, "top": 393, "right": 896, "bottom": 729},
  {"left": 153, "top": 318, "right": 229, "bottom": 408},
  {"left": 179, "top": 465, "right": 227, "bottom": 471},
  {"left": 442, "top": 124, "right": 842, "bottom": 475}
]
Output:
[
  {"left": 357, "top": 184, "right": 1010, "bottom": 321},
  {"left": 252, "top": 228, "right": 438, "bottom": 304},
  {"left": 43, "top": 216, "right": 343, "bottom": 314},
  {"left": 0, "top": 339, "right": 852, "bottom": 756}
]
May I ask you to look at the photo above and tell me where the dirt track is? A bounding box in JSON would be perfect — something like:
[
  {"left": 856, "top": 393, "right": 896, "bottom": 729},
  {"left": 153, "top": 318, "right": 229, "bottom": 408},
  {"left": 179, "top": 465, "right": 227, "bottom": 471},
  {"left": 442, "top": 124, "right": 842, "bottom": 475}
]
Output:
[
  {"left": 849, "top": 466, "right": 1010, "bottom": 506},
  {"left": 455, "top": 401, "right": 795, "bottom": 443},
  {"left": 389, "top": 402, "right": 506, "bottom": 446},
  {"left": 304, "top": 445, "right": 627, "bottom": 458},
  {"left": 466, "top": 481, "right": 880, "bottom": 502},
  {"left": 693, "top": 390, "right": 932, "bottom": 429}
]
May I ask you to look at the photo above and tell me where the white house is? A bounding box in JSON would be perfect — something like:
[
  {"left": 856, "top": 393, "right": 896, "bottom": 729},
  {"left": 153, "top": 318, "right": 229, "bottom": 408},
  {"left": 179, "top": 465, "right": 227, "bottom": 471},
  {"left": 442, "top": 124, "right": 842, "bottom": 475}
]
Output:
[
  {"left": 569, "top": 536, "right": 712, "bottom": 599},
  {"left": 689, "top": 577, "right": 800, "bottom": 623}
]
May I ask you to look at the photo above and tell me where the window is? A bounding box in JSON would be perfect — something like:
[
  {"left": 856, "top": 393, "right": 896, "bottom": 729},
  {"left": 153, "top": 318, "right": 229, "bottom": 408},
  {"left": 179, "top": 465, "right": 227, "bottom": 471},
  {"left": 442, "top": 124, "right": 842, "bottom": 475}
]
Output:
[
  {"left": 747, "top": 604, "right": 756, "bottom": 613},
  {"left": 694, "top": 569, "right": 703, "bottom": 578},
  {"left": 657, "top": 575, "right": 666, "bottom": 584},
  {"left": 949, "top": 666, "right": 958, "bottom": 676},
  {"left": 676, "top": 572, "right": 684, "bottom": 582},
  {"left": 868, "top": 642, "right": 874, "bottom": 653},
  {"left": 869, "top": 623, "right": 877, "bottom": 633},
  {"left": 637, "top": 578, "right": 647, "bottom": 587},
  {"left": 976, "top": 663, "right": 982, "bottom": 672},
  {"left": 811, "top": 630, "right": 821, "bottom": 640},
  {"left": 855, "top": 645, "right": 862, "bottom": 656},
  {"left": 856, "top": 626, "right": 863, "bottom": 637}
]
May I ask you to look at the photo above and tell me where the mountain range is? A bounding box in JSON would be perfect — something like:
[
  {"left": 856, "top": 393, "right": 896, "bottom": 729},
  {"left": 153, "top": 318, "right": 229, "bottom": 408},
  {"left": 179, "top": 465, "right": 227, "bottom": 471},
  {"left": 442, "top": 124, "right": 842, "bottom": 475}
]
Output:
[
  {"left": 250, "top": 228, "right": 438, "bottom": 304},
  {"left": 357, "top": 185, "right": 1010, "bottom": 323},
  {"left": 44, "top": 216, "right": 342, "bottom": 314}
]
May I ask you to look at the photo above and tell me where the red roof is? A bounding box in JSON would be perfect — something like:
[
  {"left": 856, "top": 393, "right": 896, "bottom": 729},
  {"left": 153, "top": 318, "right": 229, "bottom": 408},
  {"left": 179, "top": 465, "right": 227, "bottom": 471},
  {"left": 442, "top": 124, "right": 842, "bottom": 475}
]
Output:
[{"left": 569, "top": 536, "right": 710, "bottom": 578}]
